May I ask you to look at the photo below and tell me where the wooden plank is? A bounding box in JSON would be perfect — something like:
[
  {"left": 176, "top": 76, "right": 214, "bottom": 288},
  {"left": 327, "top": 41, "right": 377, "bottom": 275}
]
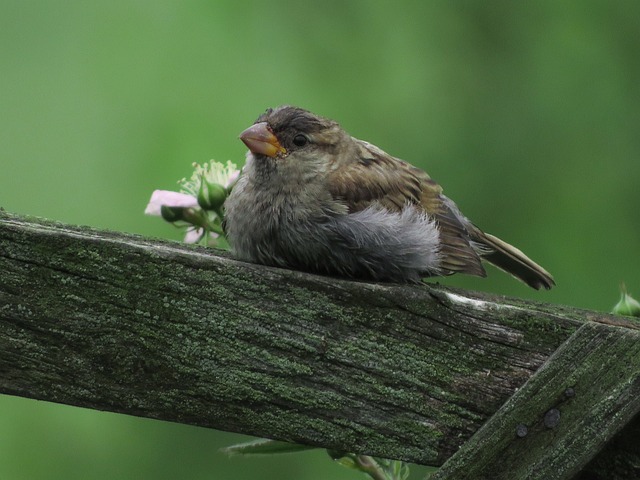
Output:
[
  {"left": 433, "top": 322, "right": 640, "bottom": 479},
  {"left": 577, "top": 413, "right": 640, "bottom": 479},
  {"left": 0, "top": 211, "right": 592, "bottom": 465}
]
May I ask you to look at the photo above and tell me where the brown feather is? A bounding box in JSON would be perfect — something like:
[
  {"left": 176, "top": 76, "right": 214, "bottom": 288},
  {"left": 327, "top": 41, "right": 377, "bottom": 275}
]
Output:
[
  {"left": 326, "top": 139, "right": 486, "bottom": 277},
  {"left": 472, "top": 231, "right": 555, "bottom": 290}
]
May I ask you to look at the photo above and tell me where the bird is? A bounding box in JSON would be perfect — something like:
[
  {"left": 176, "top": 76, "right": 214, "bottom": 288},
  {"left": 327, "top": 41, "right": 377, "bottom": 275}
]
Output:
[{"left": 223, "top": 106, "right": 555, "bottom": 290}]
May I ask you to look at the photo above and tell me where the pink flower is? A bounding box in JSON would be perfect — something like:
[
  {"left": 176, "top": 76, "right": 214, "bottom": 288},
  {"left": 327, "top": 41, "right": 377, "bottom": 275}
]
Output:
[
  {"left": 146, "top": 160, "right": 238, "bottom": 246},
  {"left": 184, "top": 226, "right": 219, "bottom": 244},
  {"left": 145, "top": 190, "right": 220, "bottom": 244},
  {"left": 144, "top": 190, "right": 199, "bottom": 216}
]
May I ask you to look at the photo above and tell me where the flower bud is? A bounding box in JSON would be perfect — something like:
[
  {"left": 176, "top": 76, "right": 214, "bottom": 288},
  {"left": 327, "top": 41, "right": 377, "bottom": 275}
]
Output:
[
  {"left": 160, "top": 205, "right": 187, "bottom": 222},
  {"left": 612, "top": 285, "right": 640, "bottom": 317},
  {"left": 197, "top": 177, "right": 227, "bottom": 211}
]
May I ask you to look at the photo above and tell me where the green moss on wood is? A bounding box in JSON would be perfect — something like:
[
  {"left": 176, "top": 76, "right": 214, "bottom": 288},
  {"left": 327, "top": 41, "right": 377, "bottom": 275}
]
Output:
[{"left": 2, "top": 210, "right": 636, "bottom": 474}]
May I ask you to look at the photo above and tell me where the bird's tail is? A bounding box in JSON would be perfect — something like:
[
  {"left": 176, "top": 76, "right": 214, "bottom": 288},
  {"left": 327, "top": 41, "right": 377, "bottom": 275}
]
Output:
[{"left": 477, "top": 232, "right": 555, "bottom": 290}]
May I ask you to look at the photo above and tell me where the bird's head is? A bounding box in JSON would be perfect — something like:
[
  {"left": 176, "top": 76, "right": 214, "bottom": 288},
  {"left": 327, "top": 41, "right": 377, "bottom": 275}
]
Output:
[{"left": 239, "top": 106, "right": 354, "bottom": 181}]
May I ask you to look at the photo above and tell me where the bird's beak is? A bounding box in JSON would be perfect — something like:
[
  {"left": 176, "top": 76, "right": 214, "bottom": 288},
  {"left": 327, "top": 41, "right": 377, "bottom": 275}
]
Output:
[{"left": 239, "top": 122, "right": 287, "bottom": 158}]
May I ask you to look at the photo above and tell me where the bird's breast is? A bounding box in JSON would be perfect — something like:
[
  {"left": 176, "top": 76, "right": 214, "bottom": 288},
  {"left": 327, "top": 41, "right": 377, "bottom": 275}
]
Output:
[{"left": 224, "top": 175, "right": 336, "bottom": 266}]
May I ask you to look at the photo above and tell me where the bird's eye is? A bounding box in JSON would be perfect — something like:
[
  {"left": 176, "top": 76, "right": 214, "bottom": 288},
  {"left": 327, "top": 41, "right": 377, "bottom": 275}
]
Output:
[{"left": 292, "top": 134, "right": 308, "bottom": 147}]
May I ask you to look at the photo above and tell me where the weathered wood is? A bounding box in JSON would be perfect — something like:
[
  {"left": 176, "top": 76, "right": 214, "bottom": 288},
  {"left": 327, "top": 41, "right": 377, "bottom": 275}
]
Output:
[
  {"left": 578, "top": 414, "right": 640, "bottom": 479},
  {"left": 433, "top": 322, "right": 640, "bottom": 480},
  {"left": 0, "top": 211, "right": 636, "bottom": 472}
]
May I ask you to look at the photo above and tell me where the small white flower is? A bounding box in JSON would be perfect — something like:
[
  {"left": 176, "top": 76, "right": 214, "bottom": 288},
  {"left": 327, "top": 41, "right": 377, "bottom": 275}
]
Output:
[{"left": 179, "top": 160, "right": 240, "bottom": 197}]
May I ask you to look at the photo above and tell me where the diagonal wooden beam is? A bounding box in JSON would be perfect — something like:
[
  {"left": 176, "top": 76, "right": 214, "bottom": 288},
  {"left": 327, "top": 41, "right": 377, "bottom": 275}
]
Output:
[{"left": 433, "top": 322, "right": 640, "bottom": 480}]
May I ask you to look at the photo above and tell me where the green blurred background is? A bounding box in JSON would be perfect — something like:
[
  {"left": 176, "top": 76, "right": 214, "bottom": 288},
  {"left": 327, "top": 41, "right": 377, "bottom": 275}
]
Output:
[{"left": 1, "top": 1, "right": 639, "bottom": 479}]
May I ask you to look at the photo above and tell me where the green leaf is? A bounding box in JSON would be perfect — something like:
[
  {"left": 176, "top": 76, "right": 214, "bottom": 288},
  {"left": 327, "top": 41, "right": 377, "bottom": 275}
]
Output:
[
  {"left": 612, "top": 284, "right": 640, "bottom": 317},
  {"left": 221, "top": 438, "right": 316, "bottom": 457}
]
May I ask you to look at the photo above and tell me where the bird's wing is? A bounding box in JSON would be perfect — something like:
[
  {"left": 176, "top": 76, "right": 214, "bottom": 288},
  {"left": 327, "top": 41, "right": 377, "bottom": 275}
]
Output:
[{"left": 326, "top": 139, "right": 485, "bottom": 277}]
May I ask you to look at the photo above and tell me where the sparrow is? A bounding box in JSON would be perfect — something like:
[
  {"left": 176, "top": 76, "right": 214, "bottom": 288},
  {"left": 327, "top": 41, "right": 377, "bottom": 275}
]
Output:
[{"left": 224, "top": 106, "right": 555, "bottom": 290}]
